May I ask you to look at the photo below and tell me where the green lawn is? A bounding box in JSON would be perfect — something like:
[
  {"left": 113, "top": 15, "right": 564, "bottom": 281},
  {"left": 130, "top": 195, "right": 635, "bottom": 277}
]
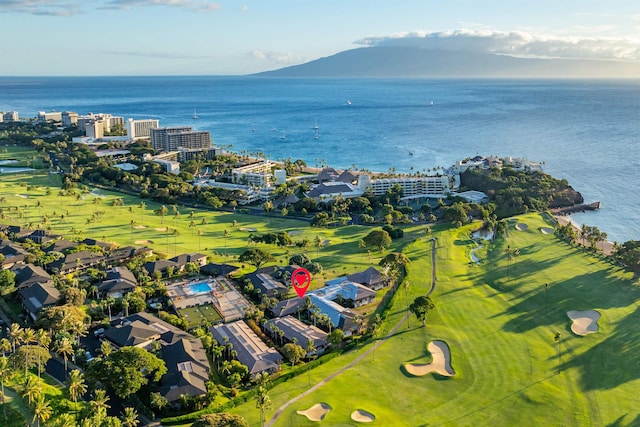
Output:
[
  {"left": 227, "top": 213, "right": 639, "bottom": 427},
  {"left": 0, "top": 174, "right": 416, "bottom": 284},
  {"left": 179, "top": 304, "right": 223, "bottom": 327}
]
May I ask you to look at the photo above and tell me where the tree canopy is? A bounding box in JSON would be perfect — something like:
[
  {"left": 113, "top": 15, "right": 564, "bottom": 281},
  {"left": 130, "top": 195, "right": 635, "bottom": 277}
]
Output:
[
  {"left": 363, "top": 229, "right": 392, "bottom": 252},
  {"left": 239, "top": 248, "right": 275, "bottom": 270},
  {"left": 409, "top": 296, "right": 435, "bottom": 326},
  {"left": 190, "top": 413, "right": 249, "bottom": 427},
  {"left": 86, "top": 346, "right": 167, "bottom": 398}
]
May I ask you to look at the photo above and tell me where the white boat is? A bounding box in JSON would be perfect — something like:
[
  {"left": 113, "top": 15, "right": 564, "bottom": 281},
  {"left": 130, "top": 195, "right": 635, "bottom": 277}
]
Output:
[
  {"left": 409, "top": 150, "right": 414, "bottom": 156},
  {"left": 347, "top": 99, "right": 352, "bottom": 105},
  {"left": 313, "top": 118, "right": 319, "bottom": 130},
  {"left": 192, "top": 109, "right": 199, "bottom": 119},
  {"left": 429, "top": 101, "right": 435, "bottom": 107}
]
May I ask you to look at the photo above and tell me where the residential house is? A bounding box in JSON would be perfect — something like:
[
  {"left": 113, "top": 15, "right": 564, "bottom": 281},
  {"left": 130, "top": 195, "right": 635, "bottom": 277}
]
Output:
[
  {"left": 11, "top": 264, "right": 52, "bottom": 289},
  {"left": 170, "top": 253, "right": 208, "bottom": 269},
  {"left": 47, "top": 250, "right": 104, "bottom": 274},
  {"left": 211, "top": 320, "right": 282, "bottom": 376},
  {"left": 0, "top": 240, "right": 29, "bottom": 268},
  {"left": 142, "top": 259, "right": 180, "bottom": 277},
  {"left": 264, "top": 316, "right": 328, "bottom": 356},
  {"left": 98, "top": 267, "right": 138, "bottom": 299},
  {"left": 244, "top": 269, "right": 289, "bottom": 298},
  {"left": 345, "top": 267, "right": 387, "bottom": 290},
  {"left": 103, "top": 312, "right": 212, "bottom": 405},
  {"left": 42, "top": 238, "right": 78, "bottom": 254},
  {"left": 18, "top": 282, "right": 61, "bottom": 320},
  {"left": 200, "top": 263, "right": 239, "bottom": 277}
]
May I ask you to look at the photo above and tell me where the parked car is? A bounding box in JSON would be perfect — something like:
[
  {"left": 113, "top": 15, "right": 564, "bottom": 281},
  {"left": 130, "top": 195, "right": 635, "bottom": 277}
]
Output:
[{"left": 93, "top": 328, "right": 105, "bottom": 337}]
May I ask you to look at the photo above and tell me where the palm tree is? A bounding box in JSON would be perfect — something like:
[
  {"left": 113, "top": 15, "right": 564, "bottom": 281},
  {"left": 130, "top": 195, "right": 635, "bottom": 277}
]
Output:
[
  {"left": 54, "top": 413, "right": 76, "bottom": 427},
  {"left": 121, "top": 406, "right": 140, "bottom": 427},
  {"left": 370, "top": 314, "right": 382, "bottom": 361},
  {"left": 21, "top": 375, "right": 42, "bottom": 406},
  {"left": 223, "top": 229, "right": 231, "bottom": 256},
  {"left": 8, "top": 323, "right": 22, "bottom": 354},
  {"left": 35, "top": 329, "right": 50, "bottom": 378},
  {"left": 67, "top": 369, "right": 87, "bottom": 415},
  {"left": 32, "top": 394, "right": 52, "bottom": 427},
  {"left": 22, "top": 327, "right": 36, "bottom": 377},
  {"left": 554, "top": 332, "right": 562, "bottom": 374},
  {"left": 54, "top": 337, "right": 74, "bottom": 371},
  {"left": 90, "top": 389, "right": 110, "bottom": 427},
  {"left": 139, "top": 201, "right": 146, "bottom": 223},
  {"left": 306, "top": 339, "right": 317, "bottom": 387},
  {"left": 0, "top": 356, "right": 12, "bottom": 419},
  {"left": 0, "top": 338, "right": 10, "bottom": 356},
  {"left": 403, "top": 280, "right": 411, "bottom": 328},
  {"left": 255, "top": 384, "right": 272, "bottom": 427}
]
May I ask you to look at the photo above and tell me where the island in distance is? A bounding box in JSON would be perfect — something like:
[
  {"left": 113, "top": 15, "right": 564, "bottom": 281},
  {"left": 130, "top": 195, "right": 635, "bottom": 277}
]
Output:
[{"left": 253, "top": 46, "right": 640, "bottom": 78}]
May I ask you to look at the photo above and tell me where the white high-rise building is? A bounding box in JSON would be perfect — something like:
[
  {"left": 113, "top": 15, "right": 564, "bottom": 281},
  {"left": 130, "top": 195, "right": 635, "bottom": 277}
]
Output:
[{"left": 126, "top": 118, "right": 160, "bottom": 140}]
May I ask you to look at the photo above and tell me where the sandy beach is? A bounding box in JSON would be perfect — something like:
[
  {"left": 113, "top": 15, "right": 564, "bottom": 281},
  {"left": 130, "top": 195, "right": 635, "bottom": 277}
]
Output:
[{"left": 553, "top": 215, "right": 614, "bottom": 256}]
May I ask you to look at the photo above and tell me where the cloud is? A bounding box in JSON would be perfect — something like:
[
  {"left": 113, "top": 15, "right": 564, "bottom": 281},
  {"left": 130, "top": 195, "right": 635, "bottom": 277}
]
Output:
[
  {"left": 0, "top": 0, "right": 221, "bottom": 14},
  {"left": 248, "top": 50, "right": 307, "bottom": 65},
  {"left": 0, "top": 0, "right": 84, "bottom": 15},
  {"left": 355, "top": 29, "right": 640, "bottom": 62},
  {"left": 101, "top": 0, "right": 220, "bottom": 12}
]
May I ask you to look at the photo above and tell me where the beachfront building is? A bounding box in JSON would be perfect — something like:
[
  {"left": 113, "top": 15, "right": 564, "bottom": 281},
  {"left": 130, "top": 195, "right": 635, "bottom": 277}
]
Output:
[
  {"left": 264, "top": 316, "right": 328, "bottom": 356},
  {"left": 37, "top": 111, "right": 63, "bottom": 123},
  {"left": 150, "top": 127, "right": 211, "bottom": 152},
  {"left": 306, "top": 182, "right": 364, "bottom": 202},
  {"left": 126, "top": 118, "right": 160, "bottom": 140},
  {"left": 231, "top": 160, "right": 274, "bottom": 187},
  {"left": 359, "top": 174, "right": 455, "bottom": 200},
  {"left": 61, "top": 111, "right": 78, "bottom": 127},
  {"left": 1, "top": 111, "right": 19, "bottom": 122},
  {"left": 211, "top": 320, "right": 283, "bottom": 376}
]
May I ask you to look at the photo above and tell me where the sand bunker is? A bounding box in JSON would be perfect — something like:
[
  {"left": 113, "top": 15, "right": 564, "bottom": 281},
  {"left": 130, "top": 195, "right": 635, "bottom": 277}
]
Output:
[
  {"left": 567, "top": 310, "right": 601, "bottom": 336},
  {"left": 133, "top": 225, "right": 147, "bottom": 229},
  {"left": 240, "top": 227, "right": 257, "bottom": 232},
  {"left": 135, "top": 240, "right": 154, "bottom": 245},
  {"left": 155, "top": 227, "right": 169, "bottom": 232},
  {"left": 515, "top": 223, "right": 528, "bottom": 231},
  {"left": 17, "top": 194, "right": 29, "bottom": 199},
  {"left": 540, "top": 227, "right": 554, "bottom": 234},
  {"left": 351, "top": 409, "right": 376, "bottom": 423},
  {"left": 405, "top": 340, "right": 455, "bottom": 377},
  {"left": 296, "top": 403, "right": 332, "bottom": 421}
]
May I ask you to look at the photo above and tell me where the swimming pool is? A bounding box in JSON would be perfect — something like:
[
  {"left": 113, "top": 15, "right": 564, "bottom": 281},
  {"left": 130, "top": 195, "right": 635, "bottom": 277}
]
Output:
[{"left": 189, "top": 282, "right": 213, "bottom": 294}]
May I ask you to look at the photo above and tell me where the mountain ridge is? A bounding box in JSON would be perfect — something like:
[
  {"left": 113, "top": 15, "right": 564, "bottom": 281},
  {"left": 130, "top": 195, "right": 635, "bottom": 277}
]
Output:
[{"left": 253, "top": 46, "right": 640, "bottom": 78}]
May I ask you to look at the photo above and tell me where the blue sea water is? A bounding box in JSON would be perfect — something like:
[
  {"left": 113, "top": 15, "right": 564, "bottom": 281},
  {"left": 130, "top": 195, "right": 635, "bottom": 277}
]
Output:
[{"left": 1, "top": 76, "right": 639, "bottom": 242}]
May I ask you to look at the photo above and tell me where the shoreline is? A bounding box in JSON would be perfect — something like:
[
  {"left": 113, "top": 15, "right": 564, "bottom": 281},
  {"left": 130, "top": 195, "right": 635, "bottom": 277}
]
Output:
[{"left": 553, "top": 214, "right": 615, "bottom": 256}]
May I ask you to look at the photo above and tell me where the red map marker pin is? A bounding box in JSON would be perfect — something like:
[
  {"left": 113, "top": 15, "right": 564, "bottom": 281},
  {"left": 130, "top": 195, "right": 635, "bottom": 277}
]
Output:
[{"left": 291, "top": 267, "right": 311, "bottom": 298}]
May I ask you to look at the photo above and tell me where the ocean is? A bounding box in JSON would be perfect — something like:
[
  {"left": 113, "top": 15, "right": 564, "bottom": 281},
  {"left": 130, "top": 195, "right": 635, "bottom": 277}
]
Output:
[{"left": 1, "top": 76, "right": 639, "bottom": 242}]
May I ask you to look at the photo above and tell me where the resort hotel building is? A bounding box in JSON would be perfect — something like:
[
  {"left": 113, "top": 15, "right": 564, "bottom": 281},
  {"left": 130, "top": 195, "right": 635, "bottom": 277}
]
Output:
[
  {"left": 126, "top": 118, "right": 160, "bottom": 140},
  {"left": 150, "top": 126, "right": 212, "bottom": 152}
]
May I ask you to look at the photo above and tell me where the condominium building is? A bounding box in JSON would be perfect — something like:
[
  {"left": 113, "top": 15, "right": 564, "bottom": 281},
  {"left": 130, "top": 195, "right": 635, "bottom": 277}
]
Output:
[
  {"left": 37, "top": 111, "right": 62, "bottom": 123},
  {"left": 1, "top": 111, "right": 19, "bottom": 122},
  {"left": 126, "top": 118, "right": 160, "bottom": 140},
  {"left": 77, "top": 113, "right": 124, "bottom": 134},
  {"left": 358, "top": 174, "right": 454, "bottom": 199},
  {"left": 150, "top": 127, "right": 211, "bottom": 152},
  {"left": 61, "top": 112, "right": 78, "bottom": 127},
  {"left": 85, "top": 120, "right": 104, "bottom": 139},
  {"left": 231, "top": 160, "right": 274, "bottom": 187}
]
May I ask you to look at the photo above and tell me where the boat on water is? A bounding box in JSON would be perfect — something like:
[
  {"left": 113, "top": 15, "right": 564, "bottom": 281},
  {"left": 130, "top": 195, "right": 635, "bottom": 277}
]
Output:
[
  {"left": 429, "top": 100, "right": 435, "bottom": 107},
  {"left": 409, "top": 150, "right": 414, "bottom": 156},
  {"left": 346, "top": 99, "right": 352, "bottom": 105},
  {"left": 192, "top": 109, "right": 199, "bottom": 119},
  {"left": 313, "top": 118, "right": 319, "bottom": 130}
]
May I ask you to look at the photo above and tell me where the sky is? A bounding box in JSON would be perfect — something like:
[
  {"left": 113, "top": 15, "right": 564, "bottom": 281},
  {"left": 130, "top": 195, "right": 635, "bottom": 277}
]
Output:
[{"left": 1, "top": 0, "right": 639, "bottom": 75}]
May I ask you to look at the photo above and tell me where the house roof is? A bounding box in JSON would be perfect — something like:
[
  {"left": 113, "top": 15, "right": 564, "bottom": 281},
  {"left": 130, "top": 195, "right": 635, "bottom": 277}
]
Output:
[
  {"left": 11, "top": 264, "right": 52, "bottom": 288},
  {"left": 337, "top": 170, "right": 358, "bottom": 183},
  {"left": 307, "top": 182, "right": 354, "bottom": 198},
  {"left": 103, "top": 320, "right": 160, "bottom": 347},
  {"left": 170, "top": 253, "right": 207, "bottom": 266},
  {"left": 160, "top": 337, "right": 210, "bottom": 402},
  {"left": 211, "top": 320, "right": 282, "bottom": 375},
  {"left": 200, "top": 263, "right": 239, "bottom": 277},
  {"left": 143, "top": 259, "right": 179, "bottom": 274},
  {"left": 264, "top": 316, "right": 328, "bottom": 349},
  {"left": 98, "top": 267, "right": 138, "bottom": 294},
  {"left": 47, "top": 250, "right": 104, "bottom": 272},
  {"left": 346, "top": 267, "right": 383, "bottom": 287},
  {"left": 19, "top": 282, "right": 60, "bottom": 315},
  {"left": 42, "top": 239, "right": 78, "bottom": 254},
  {"left": 316, "top": 167, "right": 339, "bottom": 182},
  {"left": 271, "top": 298, "right": 304, "bottom": 318}
]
